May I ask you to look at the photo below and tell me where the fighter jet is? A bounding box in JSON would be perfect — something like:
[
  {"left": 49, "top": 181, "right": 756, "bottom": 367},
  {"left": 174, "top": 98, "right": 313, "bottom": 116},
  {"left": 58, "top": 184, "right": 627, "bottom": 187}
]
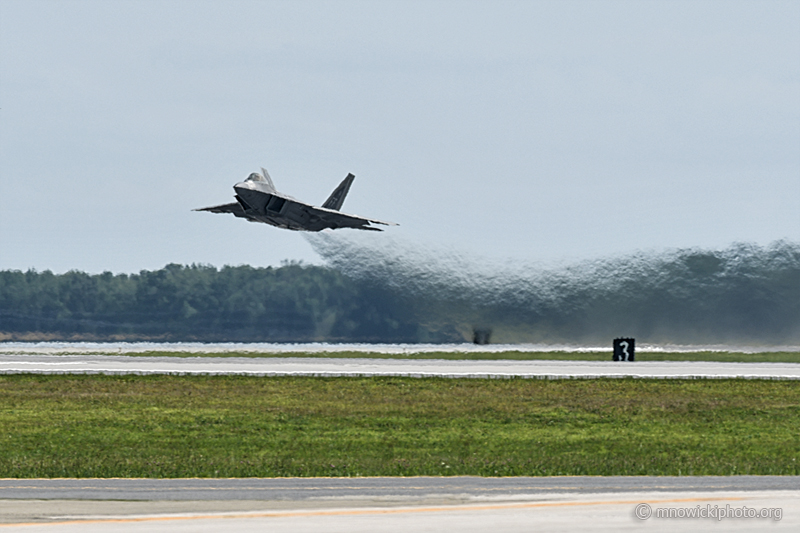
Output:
[{"left": 195, "top": 168, "right": 397, "bottom": 232}]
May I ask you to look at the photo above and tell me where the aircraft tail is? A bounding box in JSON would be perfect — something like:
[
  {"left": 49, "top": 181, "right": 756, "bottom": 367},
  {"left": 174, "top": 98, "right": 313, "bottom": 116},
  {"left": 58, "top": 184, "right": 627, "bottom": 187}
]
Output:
[
  {"left": 260, "top": 168, "right": 277, "bottom": 193},
  {"left": 322, "top": 173, "right": 355, "bottom": 211}
]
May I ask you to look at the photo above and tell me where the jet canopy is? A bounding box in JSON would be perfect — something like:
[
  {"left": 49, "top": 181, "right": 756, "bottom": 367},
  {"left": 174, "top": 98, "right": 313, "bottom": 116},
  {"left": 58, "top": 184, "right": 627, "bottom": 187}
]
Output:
[{"left": 245, "top": 172, "right": 266, "bottom": 183}]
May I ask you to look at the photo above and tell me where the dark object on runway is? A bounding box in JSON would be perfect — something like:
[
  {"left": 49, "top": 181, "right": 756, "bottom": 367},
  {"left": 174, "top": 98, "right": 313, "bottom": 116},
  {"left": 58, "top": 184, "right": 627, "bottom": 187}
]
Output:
[
  {"left": 195, "top": 168, "right": 397, "bottom": 232},
  {"left": 613, "top": 338, "right": 635, "bottom": 361},
  {"left": 473, "top": 328, "right": 492, "bottom": 345}
]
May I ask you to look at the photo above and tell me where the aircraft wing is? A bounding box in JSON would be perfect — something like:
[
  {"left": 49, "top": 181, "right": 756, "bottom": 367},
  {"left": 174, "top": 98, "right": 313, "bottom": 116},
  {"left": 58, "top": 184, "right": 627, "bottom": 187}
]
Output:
[
  {"left": 306, "top": 205, "right": 398, "bottom": 231},
  {"left": 193, "top": 202, "right": 246, "bottom": 216}
]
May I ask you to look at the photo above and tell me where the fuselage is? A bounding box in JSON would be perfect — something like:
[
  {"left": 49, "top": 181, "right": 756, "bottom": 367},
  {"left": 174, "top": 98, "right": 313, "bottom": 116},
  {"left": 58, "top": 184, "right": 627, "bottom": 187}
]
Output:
[{"left": 233, "top": 179, "right": 330, "bottom": 231}]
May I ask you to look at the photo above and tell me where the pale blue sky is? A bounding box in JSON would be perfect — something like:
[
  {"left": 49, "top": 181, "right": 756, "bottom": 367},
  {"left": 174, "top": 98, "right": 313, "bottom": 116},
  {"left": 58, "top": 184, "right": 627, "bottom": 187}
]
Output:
[{"left": 1, "top": 0, "right": 798, "bottom": 273}]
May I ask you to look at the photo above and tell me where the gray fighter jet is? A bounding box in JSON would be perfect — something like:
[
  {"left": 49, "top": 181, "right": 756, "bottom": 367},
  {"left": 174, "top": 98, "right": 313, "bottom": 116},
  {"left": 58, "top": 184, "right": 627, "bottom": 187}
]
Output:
[{"left": 195, "top": 168, "right": 396, "bottom": 232}]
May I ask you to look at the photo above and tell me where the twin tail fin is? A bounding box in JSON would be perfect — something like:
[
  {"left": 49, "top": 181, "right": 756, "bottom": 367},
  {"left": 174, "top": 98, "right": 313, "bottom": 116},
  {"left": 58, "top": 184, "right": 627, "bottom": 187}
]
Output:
[{"left": 322, "top": 173, "right": 355, "bottom": 211}]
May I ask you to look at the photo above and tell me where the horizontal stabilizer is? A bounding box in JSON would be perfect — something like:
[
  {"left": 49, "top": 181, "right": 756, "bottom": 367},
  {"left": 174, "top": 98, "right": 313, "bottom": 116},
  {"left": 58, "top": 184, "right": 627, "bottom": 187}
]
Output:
[{"left": 322, "top": 173, "right": 355, "bottom": 211}]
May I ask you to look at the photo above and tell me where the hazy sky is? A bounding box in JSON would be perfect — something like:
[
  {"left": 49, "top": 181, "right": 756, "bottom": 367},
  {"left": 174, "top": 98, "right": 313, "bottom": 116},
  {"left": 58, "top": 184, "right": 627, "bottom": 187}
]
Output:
[{"left": 1, "top": 0, "right": 798, "bottom": 274}]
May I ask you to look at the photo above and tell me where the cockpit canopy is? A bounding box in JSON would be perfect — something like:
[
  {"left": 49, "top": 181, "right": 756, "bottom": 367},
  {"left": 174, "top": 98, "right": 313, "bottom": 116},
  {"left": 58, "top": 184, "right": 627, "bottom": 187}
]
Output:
[{"left": 245, "top": 172, "right": 265, "bottom": 182}]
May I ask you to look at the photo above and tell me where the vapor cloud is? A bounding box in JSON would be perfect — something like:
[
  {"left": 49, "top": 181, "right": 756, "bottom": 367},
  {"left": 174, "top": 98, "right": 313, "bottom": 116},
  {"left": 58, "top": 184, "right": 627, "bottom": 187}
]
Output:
[{"left": 307, "top": 234, "right": 800, "bottom": 344}]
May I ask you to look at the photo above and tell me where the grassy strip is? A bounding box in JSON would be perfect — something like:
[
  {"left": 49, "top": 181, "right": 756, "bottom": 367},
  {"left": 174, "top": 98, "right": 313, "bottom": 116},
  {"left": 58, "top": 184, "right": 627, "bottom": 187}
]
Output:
[
  {"left": 21, "top": 350, "right": 800, "bottom": 362},
  {"left": 0, "top": 375, "right": 798, "bottom": 478}
]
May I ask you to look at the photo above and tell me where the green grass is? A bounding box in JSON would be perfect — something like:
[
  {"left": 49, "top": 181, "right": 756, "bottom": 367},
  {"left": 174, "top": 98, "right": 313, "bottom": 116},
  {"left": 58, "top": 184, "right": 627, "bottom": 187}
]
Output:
[
  {"left": 81, "top": 350, "right": 800, "bottom": 363},
  {"left": 1, "top": 375, "right": 798, "bottom": 478}
]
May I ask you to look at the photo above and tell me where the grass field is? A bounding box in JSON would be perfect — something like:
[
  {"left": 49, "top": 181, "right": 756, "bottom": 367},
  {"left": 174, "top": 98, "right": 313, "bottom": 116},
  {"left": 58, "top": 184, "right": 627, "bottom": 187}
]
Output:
[
  {"left": 60, "top": 350, "right": 800, "bottom": 363},
  {"left": 1, "top": 375, "right": 798, "bottom": 478}
]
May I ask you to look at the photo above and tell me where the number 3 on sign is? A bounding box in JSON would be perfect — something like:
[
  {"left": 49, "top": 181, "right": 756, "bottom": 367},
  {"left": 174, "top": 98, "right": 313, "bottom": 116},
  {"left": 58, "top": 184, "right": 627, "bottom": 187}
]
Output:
[{"left": 619, "top": 341, "right": 630, "bottom": 361}]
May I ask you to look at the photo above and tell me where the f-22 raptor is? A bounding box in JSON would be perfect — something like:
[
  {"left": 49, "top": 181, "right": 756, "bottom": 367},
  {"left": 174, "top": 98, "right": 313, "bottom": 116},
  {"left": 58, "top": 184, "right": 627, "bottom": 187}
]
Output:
[{"left": 195, "top": 168, "right": 396, "bottom": 232}]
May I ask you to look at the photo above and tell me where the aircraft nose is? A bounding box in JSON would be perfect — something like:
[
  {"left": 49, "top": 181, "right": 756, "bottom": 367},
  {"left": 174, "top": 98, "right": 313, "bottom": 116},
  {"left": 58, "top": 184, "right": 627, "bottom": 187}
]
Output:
[
  {"left": 233, "top": 182, "right": 267, "bottom": 213},
  {"left": 233, "top": 181, "right": 259, "bottom": 203},
  {"left": 233, "top": 180, "right": 255, "bottom": 191}
]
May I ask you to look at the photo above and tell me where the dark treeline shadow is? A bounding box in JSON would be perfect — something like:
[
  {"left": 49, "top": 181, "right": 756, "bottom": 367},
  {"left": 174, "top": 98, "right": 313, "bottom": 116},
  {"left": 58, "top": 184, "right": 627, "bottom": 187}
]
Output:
[
  {"left": 2, "top": 240, "right": 799, "bottom": 344},
  {"left": 0, "top": 263, "right": 426, "bottom": 342}
]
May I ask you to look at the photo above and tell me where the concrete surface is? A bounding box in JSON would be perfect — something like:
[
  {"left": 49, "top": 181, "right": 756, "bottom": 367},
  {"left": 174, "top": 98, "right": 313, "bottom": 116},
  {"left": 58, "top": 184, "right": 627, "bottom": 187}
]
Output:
[
  {"left": 0, "top": 480, "right": 797, "bottom": 532},
  {"left": 2, "top": 355, "right": 800, "bottom": 379}
]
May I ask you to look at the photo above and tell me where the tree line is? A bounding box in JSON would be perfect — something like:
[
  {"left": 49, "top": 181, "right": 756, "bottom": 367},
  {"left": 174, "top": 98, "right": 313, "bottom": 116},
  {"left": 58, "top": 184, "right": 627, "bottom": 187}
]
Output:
[
  {"left": 2, "top": 241, "right": 799, "bottom": 344},
  {"left": 0, "top": 263, "right": 459, "bottom": 342}
]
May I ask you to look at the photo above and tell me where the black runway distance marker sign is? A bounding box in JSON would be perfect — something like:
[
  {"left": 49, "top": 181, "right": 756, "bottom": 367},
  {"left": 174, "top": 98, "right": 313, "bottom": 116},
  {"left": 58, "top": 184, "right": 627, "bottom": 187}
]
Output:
[{"left": 613, "top": 338, "right": 635, "bottom": 361}]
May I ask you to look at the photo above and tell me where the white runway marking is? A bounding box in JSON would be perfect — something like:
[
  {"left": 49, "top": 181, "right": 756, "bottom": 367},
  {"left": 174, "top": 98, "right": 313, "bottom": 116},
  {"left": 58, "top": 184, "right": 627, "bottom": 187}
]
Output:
[
  {"left": 1, "top": 355, "right": 800, "bottom": 379},
  {"left": 0, "top": 361, "right": 83, "bottom": 365}
]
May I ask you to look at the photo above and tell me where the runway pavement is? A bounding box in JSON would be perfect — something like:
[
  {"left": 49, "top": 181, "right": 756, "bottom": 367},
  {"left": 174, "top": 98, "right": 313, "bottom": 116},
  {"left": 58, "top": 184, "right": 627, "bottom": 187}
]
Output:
[
  {"left": 0, "top": 477, "right": 798, "bottom": 531},
  {"left": 1, "top": 354, "right": 800, "bottom": 379},
  {"left": 2, "top": 476, "right": 799, "bottom": 500}
]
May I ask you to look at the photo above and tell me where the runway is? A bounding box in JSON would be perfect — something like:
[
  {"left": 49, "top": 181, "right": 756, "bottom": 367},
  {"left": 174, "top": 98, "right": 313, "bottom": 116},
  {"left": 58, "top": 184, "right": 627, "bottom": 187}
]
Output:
[
  {"left": 0, "top": 477, "right": 797, "bottom": 531},
  {"left": 2, "top": 476, "right": 799, "bottom": 500},
  {"left": 1, "top": 354, "right": 800, "bottom": 379}
]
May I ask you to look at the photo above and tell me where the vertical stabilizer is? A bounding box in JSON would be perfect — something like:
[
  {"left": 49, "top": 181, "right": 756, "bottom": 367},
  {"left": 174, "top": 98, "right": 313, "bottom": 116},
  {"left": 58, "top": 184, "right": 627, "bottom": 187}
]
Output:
[
  {"left": 322, "top": 173, "right": 355, "bottom": 211},
  {"left": 260, "top": 168, "right": 277, "bottom": 193}
]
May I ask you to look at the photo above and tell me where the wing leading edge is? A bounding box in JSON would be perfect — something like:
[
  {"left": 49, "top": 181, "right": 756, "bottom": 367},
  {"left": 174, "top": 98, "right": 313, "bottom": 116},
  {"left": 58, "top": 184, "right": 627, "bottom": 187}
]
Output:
[{"left": 193, "top": 202, "right": 245, "bottom": 215}]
